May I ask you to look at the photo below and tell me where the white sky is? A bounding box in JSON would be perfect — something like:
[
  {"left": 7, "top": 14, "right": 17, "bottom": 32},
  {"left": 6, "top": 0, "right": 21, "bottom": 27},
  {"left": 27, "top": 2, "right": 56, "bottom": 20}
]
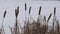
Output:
[{"left": 0, "top": 0, "right": 60, "bottom": 34}]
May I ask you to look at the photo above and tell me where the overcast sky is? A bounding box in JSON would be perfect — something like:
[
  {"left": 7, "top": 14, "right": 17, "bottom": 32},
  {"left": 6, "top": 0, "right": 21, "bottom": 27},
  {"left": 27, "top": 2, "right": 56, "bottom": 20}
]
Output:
[
  {"left": 33, "top": 0, "right": 60, "bottom": 1},
  {"left": 0, "top": 0, "right": 60, "bottom": 34}
]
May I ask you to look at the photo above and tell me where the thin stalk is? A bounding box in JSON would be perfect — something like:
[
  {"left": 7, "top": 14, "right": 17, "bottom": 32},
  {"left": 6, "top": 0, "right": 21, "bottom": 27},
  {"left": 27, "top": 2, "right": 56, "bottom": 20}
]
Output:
[
  {"left": 1, "top": 18, "right": 5, "bottom": 34},
  {"left": 24, "top": 3, "right": 27, "bottom": 27}
]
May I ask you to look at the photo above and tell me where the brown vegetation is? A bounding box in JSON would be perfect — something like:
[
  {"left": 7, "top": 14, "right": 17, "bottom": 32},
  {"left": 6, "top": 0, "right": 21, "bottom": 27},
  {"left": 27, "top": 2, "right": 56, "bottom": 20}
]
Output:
[{"left": 0, "top": 3, "right": 60, "bottom": 34}]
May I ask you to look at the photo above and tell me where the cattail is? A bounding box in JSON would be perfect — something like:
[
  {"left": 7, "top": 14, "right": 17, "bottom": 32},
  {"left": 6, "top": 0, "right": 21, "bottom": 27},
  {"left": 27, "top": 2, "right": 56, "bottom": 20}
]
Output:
[
  {"left": 47, "top": 13, "right": 52, "bottom": 22},
  {"left": 3, "top": 10, "right": 7, "bottom": 18},
  {"left": 29, "top": 7, "right": 31, "bottom": 14},
  {"left": 25, "top": 3, "right": 27, "bottom": 11},
  {"left": 17, "top": 6, "right": 19, "bottom": 11},
  {"left": 15, "top": 6, "right": 19, "bottom": 18},
  {"left": 38, "top": 6, "right": 41, "bottom": 15},
  {"left": 54, "top": 7, "right": 56, "bottom": 15}
]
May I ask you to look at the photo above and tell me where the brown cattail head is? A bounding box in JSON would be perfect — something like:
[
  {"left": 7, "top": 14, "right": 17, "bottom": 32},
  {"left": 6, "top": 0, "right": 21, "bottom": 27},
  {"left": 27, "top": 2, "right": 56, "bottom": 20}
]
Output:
[
  {"left": 54, "top": 7, "right": 56, "bottom": 15},
  {"left": 3, "top": 10, "right": 7, "bottom": 18},
  {"left": 17, "top": 6, "right": 19, "bottom": 10},
  {"left": 29, "top": 7, "right": 31, "bottom": 14},
  {"left": 15, "top": 6, "right": 19, "bottom": 18},
  {"left": 25, "top": 3, "right": 27, "bottom": 11},
  {"left": 38, "top": 6, "right": 41, "bottom": 15},
  {"left": 47, "top": 13, "right": 52, "bottom": 22}
]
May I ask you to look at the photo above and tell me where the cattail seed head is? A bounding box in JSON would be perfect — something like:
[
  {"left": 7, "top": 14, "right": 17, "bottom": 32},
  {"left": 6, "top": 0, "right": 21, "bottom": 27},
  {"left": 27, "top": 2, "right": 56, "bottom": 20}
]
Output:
[
  {"left": 29, "top": 7, "right": 31, "bottom": 14},
  {"left": 3, "top": 10, "right": 7, "bottom": 18},
  {"left": 54, "top": 7, "right": 56, "bottom": 15},
  {"left": 25, "top": 3, "right": 27, "bottom": 11},
  {"left": 17, "top": 6, "right": 19, "bottom": 10},
  {"left": 15, "top": 6, "right": 19, "bottom": 18},
  {"left": 38, "top": 6, "right": 41, "bottom": 15},
  {"left": 47, "top": 13, "right": 52, "bottom": 22}
]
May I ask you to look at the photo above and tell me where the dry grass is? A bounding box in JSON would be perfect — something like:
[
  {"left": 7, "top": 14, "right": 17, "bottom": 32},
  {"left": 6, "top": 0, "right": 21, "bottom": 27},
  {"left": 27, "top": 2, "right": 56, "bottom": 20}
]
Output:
[
  {"left": 9, "top": 6, "right": 60, "bottom": 34},
  {"left": 0, "top": 5, "right": 60, "bottom": 34},
  {"left": 0, "top": 10, "right": 7, "bottom": 34},
  {"left": 22, "top": 7, "right": 60, "bottom": 34}
]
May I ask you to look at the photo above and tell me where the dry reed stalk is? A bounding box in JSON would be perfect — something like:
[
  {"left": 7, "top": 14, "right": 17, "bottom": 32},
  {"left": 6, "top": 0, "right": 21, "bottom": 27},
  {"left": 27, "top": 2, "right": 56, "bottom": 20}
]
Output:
[
  {"left": 0, "top": 10, "right": 7, "bottom": 34},
  {"left": 56, "top": 20, "right": 59, "bottom": 33},
  {"left": 54, "top": 7, "right": 59, "bottom": 34},
  {"left": 7, "top": 5, "right": 60, "bottom": 34},
  {"left": 9, "top": 26, "right": 14, "bottom": 34},
  {"left": 37, "top": 6, "right": 47, "bottom": 34},
  {"left": 25, "top": 3, "right": 27, "bottom": 21},
  {"left": 14, "top": 16, "right": 20, "bottom": 34},
  {"left": 10, "top": 19, "right": 20, "bottom": 34},
  {"left": 53, "top": 7, "right": 56, "bottom": 34},
  {"left": 49, "top": 8, "right": 56, "bottom": 34},
  {"left": 0, "top": 24, "right": 5, "bottom": 34},
  {"left": 49, "top": 7, "right": 59, "bottom": 34},
  {"left": 1, "top": 10, "right": 7, "bottom": 34},
  {"left": 15, "top": 6, "right": 20, "bottom": 34},
  {"left": 9, "top": 6, "right": 20, "bottom": 34},
  {"left": 24, "top": 3, "right": 27, "bottom": 26}
]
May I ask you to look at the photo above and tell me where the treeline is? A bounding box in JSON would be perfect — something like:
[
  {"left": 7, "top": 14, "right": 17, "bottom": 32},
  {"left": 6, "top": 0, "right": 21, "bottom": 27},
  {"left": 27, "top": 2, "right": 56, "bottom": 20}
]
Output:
[{"left": 0, "top": 3, "right": 60, "bottom": 34}]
